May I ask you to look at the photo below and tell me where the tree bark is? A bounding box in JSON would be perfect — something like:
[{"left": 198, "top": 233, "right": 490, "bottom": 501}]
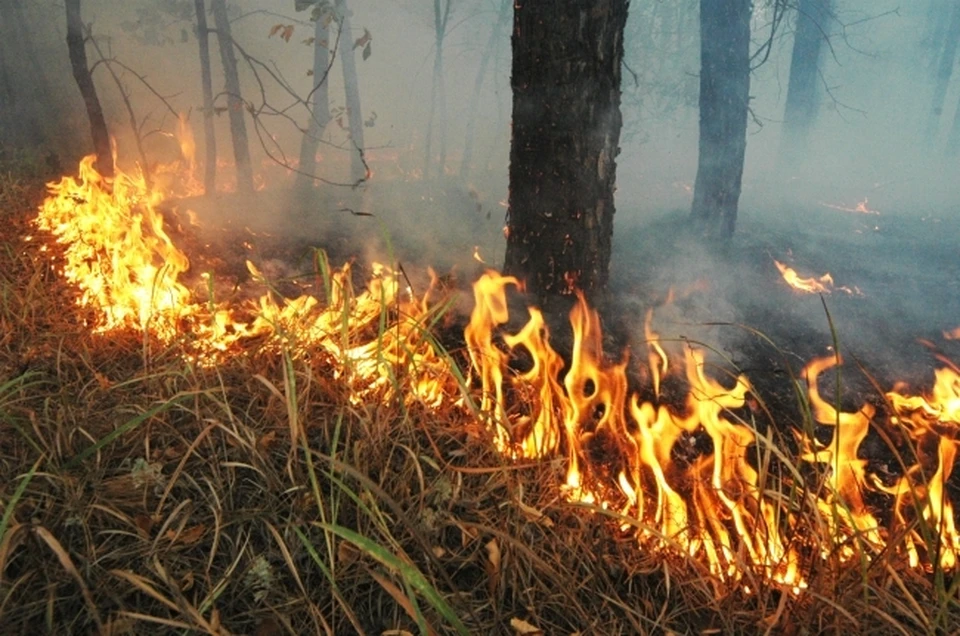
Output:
[
  {"left": 503, "top": 0, "right": 628, "bottom": 301},
  {"left": 335, "top": 0, "right": 366, "bottom": 183},
  {"left": 460, "top": 0, "right": 509, "bottom": 179},
  {"left": 195, "top": 0, "right": 218, "bottom": 195},
  {"left": 65, "top": 0, "right": 113, "bottom": 178},
  {"left": 690, "top": 0, "right": 752, "bottom": 240},
  {"left": 297, "top": 10, "right": 332, "bottom": 188},
  {"left": 210, "top": 0, "right": 254, "bottom": 193},
  {"left": 781, "top": 0, "right": 831, "bottom": 159},
  {"left": 925, "top": 1, "right": 960, "bottom": 143}
]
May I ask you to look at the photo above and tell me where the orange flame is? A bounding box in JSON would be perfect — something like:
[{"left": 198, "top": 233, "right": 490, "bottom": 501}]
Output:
[
  {"left": 774, "top": 259, "right": 859, "bottom": 295},
  {"left": 34, "top": 156, "right": 960, "bottom": 594}
]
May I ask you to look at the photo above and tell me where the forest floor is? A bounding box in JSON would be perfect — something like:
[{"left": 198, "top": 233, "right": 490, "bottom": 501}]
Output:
[{"left": 1, "top": 158, "right": 959, "bottom": 634}]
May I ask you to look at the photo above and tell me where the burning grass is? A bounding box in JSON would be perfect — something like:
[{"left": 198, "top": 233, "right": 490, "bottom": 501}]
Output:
[{"left": 1, "top": 159, "right": 959, "bottom": 633}]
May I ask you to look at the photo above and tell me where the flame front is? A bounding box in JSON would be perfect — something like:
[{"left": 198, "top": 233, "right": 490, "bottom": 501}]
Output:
[{"left": 34, "top": 157, "right": 960, "bottom": 594}]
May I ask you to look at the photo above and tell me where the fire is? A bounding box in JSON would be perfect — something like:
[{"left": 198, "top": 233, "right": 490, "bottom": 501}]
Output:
[
  {"left": 774, "top": 259, "right": 859, "bottom": 295},
  {"left": 945, "top": 326, "right": 960, "bottom": 340},
  {"left": 34, "top": 157, "right": 450, "bottom": 407},
  {"left": 820, "top": 197, "right": 880, "bottom": 215},
  {"left": 33, "top": 156, "right": 960, "bottom": 595}
]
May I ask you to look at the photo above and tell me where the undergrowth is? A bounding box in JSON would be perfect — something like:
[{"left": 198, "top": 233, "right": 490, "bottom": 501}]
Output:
[{"left": 0, "top": 171, "right": 957, "bottom": 635}]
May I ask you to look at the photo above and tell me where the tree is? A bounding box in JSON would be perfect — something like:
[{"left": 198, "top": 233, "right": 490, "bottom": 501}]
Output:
[
  {"left": 210, "top": 0, "right": 255, "bottom": 192},
  {"left": 296, "top": 2, "right": 333, "bottom": 188},
  {"left": 925, "top": 0, "right": 960, "bottom": 143},
  {"left": 460, "top": 0, "right": 510, "bottom": 179},
  {"left": 423, "top": 0, "right": 453, "bottom": 180},
  {"left": 195, "top": 0, "right": 218, "bottom": 194},
  {"left": 503, "top": 0, "right": 629, "bottom": 301},
  {"left": 65, "top": 0, "right": 113, "bottom": 178},
  {"left": 335, "top": 0, "right": 366, "bottom": 183},
  {"left": 690, "top": 0, "right": 752, "bottom": 239},
  {"left": 781, "top": 0, "right": 832, "bottom": 160}
]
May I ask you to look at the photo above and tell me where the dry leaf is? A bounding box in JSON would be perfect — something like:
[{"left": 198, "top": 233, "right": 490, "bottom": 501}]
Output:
[
  {"left": 338, "top": 540, "right": 359, "bottom": 567},
  {"left": 516, "top": 498, "right": 554, "bottom": 527},
  {"left": 166, "top": 524, "right": 206, "bottom": 545},
  {"left": 258, "top": 430, "right": 277, "bottom": 451},
  {"left": 510, "top": 617, "right": 543, "bottom": 634},
  {"left": 484, "top": 538, "right": 500, "bottom": 596}
]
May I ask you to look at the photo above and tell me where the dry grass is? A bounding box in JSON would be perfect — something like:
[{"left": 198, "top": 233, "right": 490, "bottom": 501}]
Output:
[{"left": 0, "top": 165, "right": 958, "bottom": 635}]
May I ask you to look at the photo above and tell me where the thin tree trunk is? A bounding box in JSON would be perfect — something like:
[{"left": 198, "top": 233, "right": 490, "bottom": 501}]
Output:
[
  {"left": 781, "top": 0, "right": 831, "bottom": 160},
  {"left": 297, "top": 13, "right": 331, "bottom": 188},
  {"left": 335, "top": 0, "right": 366, "bottom": 183},
  {"left": 65, "top": 0, "right": 113, "bottom": 178},
  {"left": 461, "top": 0, "right": 509, "bottom": 179},
  {"left": 210, "top": 0, "right": 254, "bottom": 193},
  {"left": 925, "top": 1, "right": 960, "bottom": 142},
  {"left": 424, "top": 0, "right": 451, "bottom": 180},
  {"left": 195, "top": 0, "right": 217, "bottom": 195},
  {"left": 690, "top": 0, "right": 752, "bottom": 240},
  {"left": 504, "top": 0, "right": 628, "bottom": 301},
  {"left": 947, "top": 86, "right": 960, "bottom": 155}
]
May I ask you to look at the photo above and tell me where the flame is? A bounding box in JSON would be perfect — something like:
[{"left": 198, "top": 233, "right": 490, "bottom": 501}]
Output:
[
  {"left": 774, "top": 259, "right": 859, "bottom": 295},
  {"left": 945, "top": 327, "right": 960, "bottom": 340},
  {"left": 33, "top": 156, "right": 960, "bottom": 595},
  {"left": 820, "top": 197, "right": 880, "bottom": 215}
]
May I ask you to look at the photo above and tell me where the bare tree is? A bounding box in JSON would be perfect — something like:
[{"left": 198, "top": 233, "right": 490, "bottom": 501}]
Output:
[
  {"left": 65, "top": 0, "right": 113, "bottom": 177},
  {"left": 195, "top": 0, "right": 218, "bottom": 194},
  {"left": 504, "top": 0, "right": 629, "bottom": 301},
  {"left": 690, "top": 0, "right": 752, "bottom": 239},
  {"left": 423, "top": 0, "right": 453, "bottom": 180},
  {"left": 460, "top": 0, "right": 509, "bottom": 179},
  {"left": 781, "top": 0, "right": 833, "bottom": 160},
  {"left": 334, "top": 0, "right": 366, "bottom": 183},
  {"left": 211, "top": 0, "right": 255, "bottom": 192},
  {"left": 297, "top": 2, "right": 334, "bottom": 188},
  {"left": 925, "top": 0, "right": 960, "bottom": 143}
]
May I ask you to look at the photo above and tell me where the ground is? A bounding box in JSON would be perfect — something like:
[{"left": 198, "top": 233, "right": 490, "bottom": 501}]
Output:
[{"left": 1, "top": 160, "right": 958, "bottom": 634}]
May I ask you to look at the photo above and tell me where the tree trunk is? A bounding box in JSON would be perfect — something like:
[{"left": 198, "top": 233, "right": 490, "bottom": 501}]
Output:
[
  {"left": 690, "top": 0, "right": 752, "bottom": 240},
  {"left": 195, "top": 0, "right": 218, "bottom": 195},
  {"left": 947, "top": 84, "right": 960, "bottom": 155},
  {"left": 781, "top": 0, "right": 831, "bottom": 159},
  {"left": 424, "top": 0, "right": 451, "bottom": 180},
  {"left": 460, "top": 0, "right": 509, "bottom": 179},
  {"left": 925, "top": 1, "right": 960, "bottom": 142},
  {"left": 297, "top": 12, "right": 331, "bottom": 188},
  {"left": 503, "top": 0, "right": 628, "bottom": 301},
  {"left": 210, "top": 0, "right": 254, "bottom": 193},
  {"left": 335, "top": 0, "right": 366, "bottom": 183},
  {"left": 65, "top": 0, "right": 113, "bottom": 178}
]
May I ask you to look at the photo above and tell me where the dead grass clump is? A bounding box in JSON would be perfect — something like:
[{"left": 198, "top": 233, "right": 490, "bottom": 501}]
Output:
[{"left": 1, "top": 171, "right": 959, "bottom": 635}]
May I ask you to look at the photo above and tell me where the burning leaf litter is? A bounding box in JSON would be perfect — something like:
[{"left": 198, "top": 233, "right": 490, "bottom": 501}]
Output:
[
  {"left": 774, "top": 258, "right": 861, "bottom": 295},
  {"left": 32, "top": 157, "right": 960, "bottom": 594}
]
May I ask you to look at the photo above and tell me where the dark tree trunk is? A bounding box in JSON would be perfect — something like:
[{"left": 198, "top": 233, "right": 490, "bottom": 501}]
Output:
[
  {"left": 690, "top": 0, "right": 752, "bottom": 239},
  {"left": 195, "top": 0, "right": 218, "bottom": 195},
  {"left": 503, "top": 0, "right": 628, "bottom": 301},
  {"left": 65, "top": 0, "right": 113, "bottom": 178},
  {"left": 925, "top": 1, "right": 960, "bottom": 142},
  {"left": 461, "top": 0, "right": 510, "bottom": 179},
  {"left": 781, "top": 0, "right": 831, "bottom": 159},
  {"left": 297, "top": 12, "right": 331, "bottom": 188},
  {"left": 210, "top": 0, "right": 254, "bottom": 193},
  {"left": 335, "top": 0, "right": 366, "bottom": 183}
]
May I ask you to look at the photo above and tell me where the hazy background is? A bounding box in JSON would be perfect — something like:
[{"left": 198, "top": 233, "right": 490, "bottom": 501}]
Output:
[{"left": 6, "top": 0, "right": 960, "bottom": 380}]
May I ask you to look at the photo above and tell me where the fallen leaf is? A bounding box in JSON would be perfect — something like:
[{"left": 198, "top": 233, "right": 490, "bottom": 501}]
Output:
[
  {"left": 510, "top": 617, "right": 543, "bottom": 634},
  {"left": 166, "top": 524, "right": 206, "bottom": 545},
  {"left": 485, "top": 539, "right": 500, "bottom": 596}
]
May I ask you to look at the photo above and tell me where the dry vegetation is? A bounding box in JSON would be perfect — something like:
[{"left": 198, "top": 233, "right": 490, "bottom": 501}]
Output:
[{"left": 0, "top": 160, "right": 958, "bottom": 635}]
